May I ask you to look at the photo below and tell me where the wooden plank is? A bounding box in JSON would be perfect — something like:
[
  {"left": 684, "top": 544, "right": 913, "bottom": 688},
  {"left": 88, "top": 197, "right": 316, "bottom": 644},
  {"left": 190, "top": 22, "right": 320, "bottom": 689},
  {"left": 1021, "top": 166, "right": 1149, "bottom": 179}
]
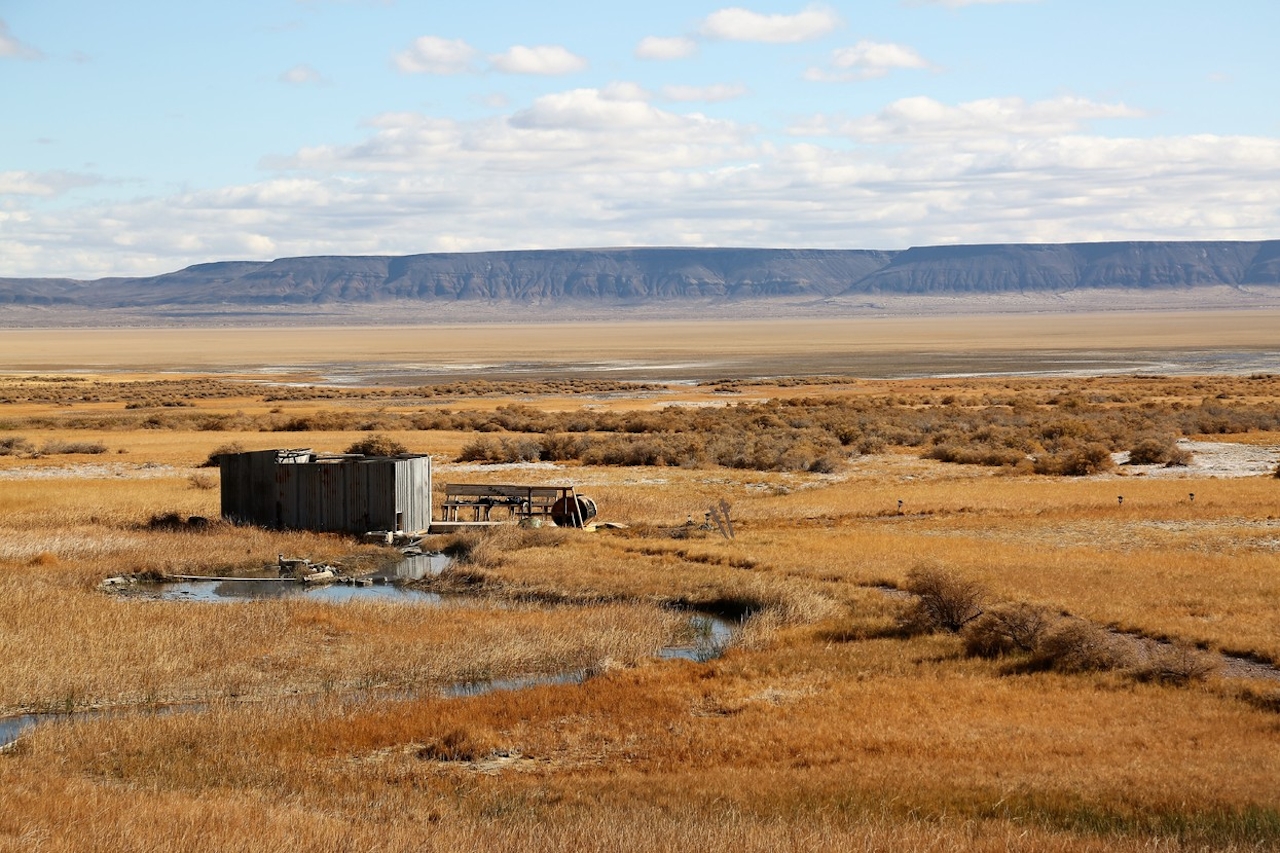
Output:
[
  {"left": 444, "top": 484, "right": 570, "bottom": 499},
  {"left": 428, "top": 520, "right": 511, "bottom": 534}
]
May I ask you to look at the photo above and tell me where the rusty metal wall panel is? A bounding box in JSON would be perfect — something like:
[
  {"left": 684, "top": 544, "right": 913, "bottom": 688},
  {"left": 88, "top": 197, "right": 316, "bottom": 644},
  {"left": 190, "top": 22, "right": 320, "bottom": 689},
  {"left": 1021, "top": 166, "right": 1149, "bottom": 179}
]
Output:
[
  {"left": 276, "top": 464, "right": 300, "bottom": 529},
  {"left": 301, "top": 466, "right": 326, "bottom": 531},
  {"left": 218, "top": 453, "right": 238, "bottom": 519},
  {"left": 399, "top": 456, "right": 432, "bottom": 532},
  {"left": 363, "top": 461, "right": 396, "bottom": 530},
  {"left": 392, "top": 459, "right": 408, "bottom": 531},
  {"left": 347, "top": 462, "right": 370, "bottom": 533},
  {"left": 254, "top": 452, "right": 280, "bottom": 524},
  {"left": 218, "top": 453, "right": 244, "bottom": 520},
  {"left": 427, "top": 458, "right": 433, "bottom": 527},
  {"left": 219, "top": 450, "right": 432, "bottom": 533},
  {"left": 220, "top": 450, "right": 288, "bottom": 525},
  {"left": 318, "top": 463, "right": 348, "bottom": 532}
]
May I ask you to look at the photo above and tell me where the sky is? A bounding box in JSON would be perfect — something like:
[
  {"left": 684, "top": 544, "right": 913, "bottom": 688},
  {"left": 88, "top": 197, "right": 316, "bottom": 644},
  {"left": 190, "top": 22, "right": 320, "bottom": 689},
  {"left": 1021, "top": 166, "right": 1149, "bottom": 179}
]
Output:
[{"left": 2, "top": 0, "right": 1278, "bottom": 279}]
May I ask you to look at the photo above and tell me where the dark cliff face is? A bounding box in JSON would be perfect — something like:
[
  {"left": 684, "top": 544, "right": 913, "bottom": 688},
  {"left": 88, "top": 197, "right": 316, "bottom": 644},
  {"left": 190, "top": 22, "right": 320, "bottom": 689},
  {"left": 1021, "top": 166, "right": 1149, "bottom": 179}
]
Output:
[
  {"left": 847, "top": 241, "right": 1280, "bottom": 294},
  {"left": 3, "top": 242, "right": 1278, "bottom": 309},
  {"left": 178, "top": 248, "right": 896, "bottom": 304},
  {"left": 0, "top": 278, "right": 84, "bottom": 305}
]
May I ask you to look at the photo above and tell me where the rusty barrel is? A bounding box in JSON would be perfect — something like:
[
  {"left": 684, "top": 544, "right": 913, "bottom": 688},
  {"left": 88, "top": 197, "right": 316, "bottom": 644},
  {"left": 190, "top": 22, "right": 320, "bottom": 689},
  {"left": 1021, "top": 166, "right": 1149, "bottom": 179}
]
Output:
[{"left": 550, "top": 495, "right": 597, "bottom": 528}]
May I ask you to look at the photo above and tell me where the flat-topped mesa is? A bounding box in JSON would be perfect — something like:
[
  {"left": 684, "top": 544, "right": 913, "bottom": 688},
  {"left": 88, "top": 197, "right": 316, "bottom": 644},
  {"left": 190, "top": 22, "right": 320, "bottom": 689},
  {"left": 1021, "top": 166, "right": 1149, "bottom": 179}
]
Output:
[
  {"left": 3, "top": 241, "right": 1279, "bottom": 308},
  {"left": 848, "top": 241, "right": 1280, "bottom": 294}
]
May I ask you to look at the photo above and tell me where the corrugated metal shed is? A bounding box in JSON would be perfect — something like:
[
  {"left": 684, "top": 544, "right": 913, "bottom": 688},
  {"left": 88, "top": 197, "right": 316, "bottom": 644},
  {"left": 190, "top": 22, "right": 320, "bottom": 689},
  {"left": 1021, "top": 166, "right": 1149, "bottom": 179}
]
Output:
[{"left": 219, "top": 449, "right": 432, "bottom": 534}]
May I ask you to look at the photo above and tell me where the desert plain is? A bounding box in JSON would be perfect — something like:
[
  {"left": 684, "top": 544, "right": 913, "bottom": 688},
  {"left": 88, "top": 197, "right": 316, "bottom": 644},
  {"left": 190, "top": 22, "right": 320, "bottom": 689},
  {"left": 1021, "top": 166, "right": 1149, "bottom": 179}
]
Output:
[{"left": 1, "top": 311, "right": 1279, "bottom": 852}]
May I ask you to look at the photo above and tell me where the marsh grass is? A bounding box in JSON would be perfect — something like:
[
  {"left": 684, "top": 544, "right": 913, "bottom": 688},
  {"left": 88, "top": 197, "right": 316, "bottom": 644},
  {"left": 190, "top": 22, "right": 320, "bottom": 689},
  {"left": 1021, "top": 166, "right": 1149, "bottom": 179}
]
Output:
[
  {"left": 6, "top": 372, "right": 1280, "bottom": 474},
  {"left": 0, "top": 576, "right": 677, "bottom": 713},
  {"left": 2, "top": 371, "right": 1280, "bottom": 850},
  {"left": 8, "top": 641, "right": 1279, "bottom": 851}
]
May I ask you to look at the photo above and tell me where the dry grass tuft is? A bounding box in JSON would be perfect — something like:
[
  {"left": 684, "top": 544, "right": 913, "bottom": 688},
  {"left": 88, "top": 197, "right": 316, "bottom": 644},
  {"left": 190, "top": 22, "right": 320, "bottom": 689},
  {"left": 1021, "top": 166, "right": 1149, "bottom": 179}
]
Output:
[
  {"left": 187, "top": 472, "right": 217, "bottom": 490},
  {"left": 900, "top": 565, "right": 986, "bottom": 633},
  {"left": 344, "top": 433, "right": 408, "bottom": 456},
  {"left": 1031, "top": 619, "right": 1135, "bottom": 674},
  {"left": 1127, "top": 435, "right": 1193, "bottom": 467},
  {"left": 37, "top": 440, "right": 108, "bottom": 455},
  {"left": 0, "top": 435, "right": 34, "bottom": 456},
  {"left": 962, "top": 603, "right": 1218, "bottom": 686},
  {"left": 198, "top": 441, "right": 244, "bottom": 467},
  {"left": 962, "top": 601, "right": 1055, "bottom": 658},
  {"left": 438, "top": 526, "right": 570, "bottom": 572},
  {"left": 415, "top": 726, "right": 504, "bottom": 762},
  {"left": 1128, "top": 640, "right": 1220, "bottom": 686}
]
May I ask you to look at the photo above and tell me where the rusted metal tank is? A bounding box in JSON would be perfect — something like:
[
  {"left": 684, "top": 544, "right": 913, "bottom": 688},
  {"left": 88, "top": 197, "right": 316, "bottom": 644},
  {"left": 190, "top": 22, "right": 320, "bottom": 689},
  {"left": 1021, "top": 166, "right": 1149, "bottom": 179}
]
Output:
[{"left": 551, "top": 494, "right": 597, "bottom": 528}]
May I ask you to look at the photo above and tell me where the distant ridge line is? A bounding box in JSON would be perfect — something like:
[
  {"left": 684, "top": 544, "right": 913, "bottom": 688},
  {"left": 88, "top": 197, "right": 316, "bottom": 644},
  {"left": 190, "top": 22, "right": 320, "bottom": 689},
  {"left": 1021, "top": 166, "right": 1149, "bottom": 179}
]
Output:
[{"left": 3, "top": 241, "right": 1279, "bottom": 309}]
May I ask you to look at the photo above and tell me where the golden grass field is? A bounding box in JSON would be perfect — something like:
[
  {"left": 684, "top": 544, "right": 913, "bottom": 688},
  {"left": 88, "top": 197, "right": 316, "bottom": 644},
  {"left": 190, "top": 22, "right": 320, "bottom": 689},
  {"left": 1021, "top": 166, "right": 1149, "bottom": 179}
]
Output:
[{"left": 1, "top": 316, "right": 1279, "bottom": 851}]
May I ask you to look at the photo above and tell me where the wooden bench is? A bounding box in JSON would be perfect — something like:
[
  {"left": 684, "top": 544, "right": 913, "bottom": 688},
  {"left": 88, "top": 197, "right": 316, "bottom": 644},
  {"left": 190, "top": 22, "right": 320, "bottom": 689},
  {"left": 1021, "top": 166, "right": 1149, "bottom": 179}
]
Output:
[{"left": 441, "top": 484, "right": 585, "bottom": 525}]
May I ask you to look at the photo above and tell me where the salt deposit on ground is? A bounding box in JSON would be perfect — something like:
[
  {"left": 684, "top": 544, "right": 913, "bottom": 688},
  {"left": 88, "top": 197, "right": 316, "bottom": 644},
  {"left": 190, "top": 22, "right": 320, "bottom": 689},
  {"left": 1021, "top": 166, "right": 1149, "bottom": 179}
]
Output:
[
  {"left": 0, "top": 462, "right": 179, "bottom": 480},
  {"left": 1112, "top": 440, "right": 1280, "bottom": 479}
]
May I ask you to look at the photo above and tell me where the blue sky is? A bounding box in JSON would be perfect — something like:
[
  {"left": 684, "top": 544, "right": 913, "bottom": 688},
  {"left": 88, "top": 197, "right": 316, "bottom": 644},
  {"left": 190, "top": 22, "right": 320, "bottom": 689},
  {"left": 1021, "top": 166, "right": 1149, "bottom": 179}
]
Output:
[{"left": 2, "top": 0, "right": 1278, "bottom": 278}]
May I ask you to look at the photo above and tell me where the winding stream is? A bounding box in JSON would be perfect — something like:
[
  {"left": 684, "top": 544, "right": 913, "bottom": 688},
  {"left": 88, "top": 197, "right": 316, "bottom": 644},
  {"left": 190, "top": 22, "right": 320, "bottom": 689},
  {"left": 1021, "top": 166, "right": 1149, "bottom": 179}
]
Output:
[{"left": 1, "top": 569, "right": 735, "bottom": 749}]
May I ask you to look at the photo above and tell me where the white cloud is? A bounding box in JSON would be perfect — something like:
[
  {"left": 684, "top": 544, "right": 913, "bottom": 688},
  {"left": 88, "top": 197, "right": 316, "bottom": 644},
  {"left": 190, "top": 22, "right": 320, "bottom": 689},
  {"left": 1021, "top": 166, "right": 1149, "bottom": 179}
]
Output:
[
  {"left": 488, "top": 44, "right": 587, "bottom": 75},
  {"left": 6, "top": 89, "right": 1279, "bottom": 280},
  {"left": 914, "top": 0, "right": 1038, "bottom": 7},
  {"left": 279, "top": 63, "right": 325, "bottom": 85},
  {"left": 509, "top": 88, "right": 698, "bottom": 132},
  {"left": 601, "top": 81, "right": 652, "bottom": 102},
  {"left": 0, "top": 170, "right": 99, "bottom": 197},
  {"left": 393, "top": 36, "right": 478, "bottom": 75},
  {"left": 0, "top": 19, "right": 43, "bottom": 60},
  {"left": 806, "top": 40, "right": 930, "bottom": 81},
  {"left": 808, "top": 95, "right": 1143, "bottom": 141},
  {"left": 635, "top": 36, "right": 698, "bottom": 60},
  {"left": 473, "top": 92, "right": 511, "bottom": 109},
  {"left": 395, "top": 39, "right": 588, "bottom": 76},
  {"left": 661, "top": 83, "right": 748, "bottom": 102},
  {"left": 699, "top": 4, "right": 841, "bottom": 43},
  {"left": 269, "top": 91, "right": 749, "bottom": 177}
]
